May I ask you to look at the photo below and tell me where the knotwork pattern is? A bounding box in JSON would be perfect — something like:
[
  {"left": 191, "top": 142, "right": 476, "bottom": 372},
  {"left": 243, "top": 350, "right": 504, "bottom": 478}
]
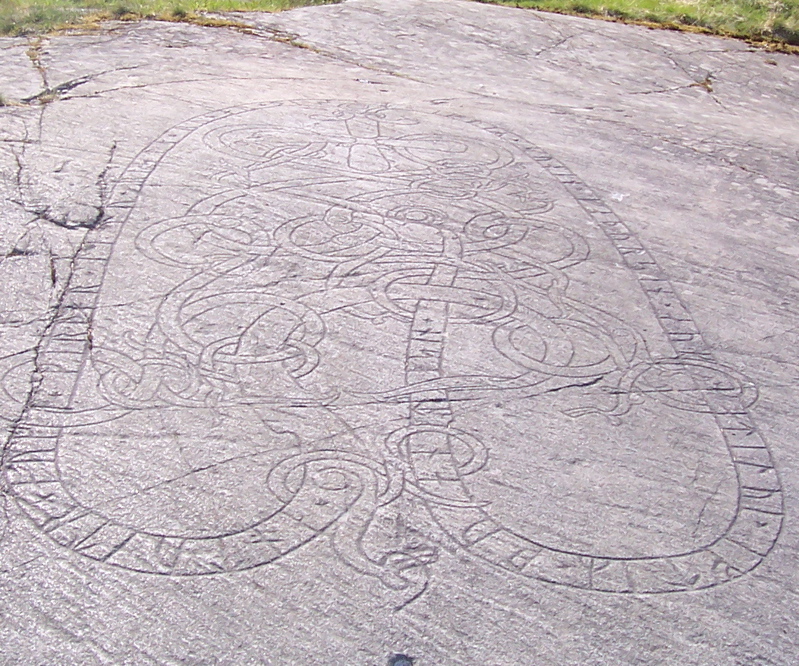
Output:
[{"left": 1, "top": 102, "right": 782, "bottom": 603}]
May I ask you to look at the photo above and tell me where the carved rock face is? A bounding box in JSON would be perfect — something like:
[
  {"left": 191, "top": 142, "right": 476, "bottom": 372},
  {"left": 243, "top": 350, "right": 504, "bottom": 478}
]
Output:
[{"left": 4, "top": 102, "right": 781, "bottom": 598}]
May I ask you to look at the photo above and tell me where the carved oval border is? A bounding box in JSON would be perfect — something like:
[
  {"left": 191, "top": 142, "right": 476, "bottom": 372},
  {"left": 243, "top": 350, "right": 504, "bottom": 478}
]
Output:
[{"left": 0, "top": 102, "right": 783, "bottom": 592}]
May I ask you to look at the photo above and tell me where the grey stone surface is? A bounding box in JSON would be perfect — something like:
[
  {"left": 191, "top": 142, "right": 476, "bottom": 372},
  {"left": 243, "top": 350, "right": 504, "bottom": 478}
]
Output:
[{"left": 0, "top": 1, "right": 798, "bottom": 663}]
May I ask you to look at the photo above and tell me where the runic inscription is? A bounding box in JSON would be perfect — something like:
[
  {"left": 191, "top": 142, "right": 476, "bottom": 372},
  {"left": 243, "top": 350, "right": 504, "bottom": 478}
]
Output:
[{"left": 1, "top": 102, "right": 783, "bottom": 603}]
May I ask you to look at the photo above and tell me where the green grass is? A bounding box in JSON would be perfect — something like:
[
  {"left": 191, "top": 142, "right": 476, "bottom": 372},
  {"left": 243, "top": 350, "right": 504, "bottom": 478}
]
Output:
[
  {"left": 473, "top": 0, "right": 799, "bottom": 47},
  {"left": 0, "top": 0, "right": 336, "bottom": 36}
]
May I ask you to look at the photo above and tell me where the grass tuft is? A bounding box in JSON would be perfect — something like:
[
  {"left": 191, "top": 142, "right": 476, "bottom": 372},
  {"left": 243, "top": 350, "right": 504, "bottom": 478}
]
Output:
[
  {"left": 473, "top": 0, "right": 799, "bottom": 50},
  {"left": 0, "top": 0, "right": 338, "bottom": 36},
  {"left": 111, "top": 4, "right": 132, "bottom": 18}
]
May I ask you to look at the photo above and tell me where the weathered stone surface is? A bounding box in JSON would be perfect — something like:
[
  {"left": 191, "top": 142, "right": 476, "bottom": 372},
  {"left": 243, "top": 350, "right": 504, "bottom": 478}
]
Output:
[{"left": 0, "top": 1, "right": 798, "bottom": 664}]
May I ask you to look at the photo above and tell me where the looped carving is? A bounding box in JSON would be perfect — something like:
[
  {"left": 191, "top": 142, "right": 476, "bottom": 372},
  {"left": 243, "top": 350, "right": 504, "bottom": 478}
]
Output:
[
  {"left": 630, "top": 357, "right": 758, "bottom": 414},
  {"left": 3, "top": 101, "right": 781, "bottom": 607}
]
